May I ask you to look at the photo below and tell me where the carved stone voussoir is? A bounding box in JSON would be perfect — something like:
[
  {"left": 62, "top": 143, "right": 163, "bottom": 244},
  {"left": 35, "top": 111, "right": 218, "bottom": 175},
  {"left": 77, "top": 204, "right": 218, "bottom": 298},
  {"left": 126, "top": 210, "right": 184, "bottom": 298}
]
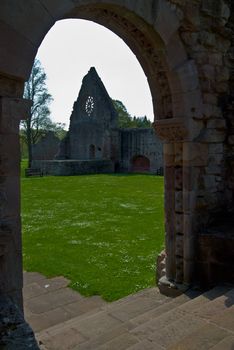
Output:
[{"left": 153, "top": 118, "right": 188, "bottom": 142}]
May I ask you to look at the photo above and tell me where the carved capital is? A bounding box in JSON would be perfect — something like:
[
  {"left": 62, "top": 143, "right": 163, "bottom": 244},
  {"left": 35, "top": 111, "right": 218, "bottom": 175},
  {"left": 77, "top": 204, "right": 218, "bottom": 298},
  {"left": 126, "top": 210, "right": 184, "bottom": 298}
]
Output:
[
  {"left": 0, "top": 97, "right": 31, "bottom": 133},
  {"left": 153, "top": 118, "right": 188, "bottom": 142}
]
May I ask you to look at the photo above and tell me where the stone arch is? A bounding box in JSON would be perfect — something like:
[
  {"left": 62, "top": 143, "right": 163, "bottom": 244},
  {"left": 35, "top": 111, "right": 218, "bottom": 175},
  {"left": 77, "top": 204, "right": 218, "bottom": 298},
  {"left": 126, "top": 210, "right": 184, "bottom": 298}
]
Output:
[
  {"left": 0, "top": 0, "right": 206, "bottom": 307},
  {"left": 131, "top": 155, "right": 150, "bottom": 173}
]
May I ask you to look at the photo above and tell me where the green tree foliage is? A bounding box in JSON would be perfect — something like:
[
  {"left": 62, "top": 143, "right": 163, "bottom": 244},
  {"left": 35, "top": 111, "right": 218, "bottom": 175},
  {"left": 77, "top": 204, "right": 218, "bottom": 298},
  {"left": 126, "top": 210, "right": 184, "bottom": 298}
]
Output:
[
  {"left": 112, "top": 99, "right": 132, "bottom": 128},
  {"left": 21, "top": 59, "right": 57, "bottom": 167},
  {"left": 112, "top": 99, "right": 152, "bottom": 128}
]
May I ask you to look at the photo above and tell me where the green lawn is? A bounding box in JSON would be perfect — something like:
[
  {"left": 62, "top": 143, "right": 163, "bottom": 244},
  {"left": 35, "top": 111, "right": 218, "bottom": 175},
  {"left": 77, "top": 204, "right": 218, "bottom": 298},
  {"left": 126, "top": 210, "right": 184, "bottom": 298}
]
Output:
[{"left": 21, "top": 167, "right": 164, "bottom": 301}]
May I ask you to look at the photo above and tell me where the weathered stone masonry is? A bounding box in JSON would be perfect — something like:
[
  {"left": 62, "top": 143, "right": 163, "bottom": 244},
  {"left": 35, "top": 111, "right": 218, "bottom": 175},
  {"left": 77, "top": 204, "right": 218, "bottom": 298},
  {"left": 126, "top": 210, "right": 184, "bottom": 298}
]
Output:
[
  {"left": 33, "top": 67, "right": 163, "bottom": 175},
  {"left": 0, "top": 1, "right": 233, "bottom": 345}
]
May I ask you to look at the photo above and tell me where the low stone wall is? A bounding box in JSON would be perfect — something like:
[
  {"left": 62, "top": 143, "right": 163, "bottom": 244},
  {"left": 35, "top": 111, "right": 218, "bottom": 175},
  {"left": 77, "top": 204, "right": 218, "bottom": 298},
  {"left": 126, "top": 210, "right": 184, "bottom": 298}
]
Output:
[{"left": 32, "top": 159, "right": 114, "bottom": 176}]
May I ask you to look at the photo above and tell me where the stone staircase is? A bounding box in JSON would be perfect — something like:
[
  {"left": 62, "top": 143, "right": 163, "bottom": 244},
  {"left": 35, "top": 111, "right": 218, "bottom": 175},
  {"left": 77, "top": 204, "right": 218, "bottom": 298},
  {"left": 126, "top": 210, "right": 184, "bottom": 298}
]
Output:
[{"left": 23, "top": 272, "right": 234, "bottom": 350}]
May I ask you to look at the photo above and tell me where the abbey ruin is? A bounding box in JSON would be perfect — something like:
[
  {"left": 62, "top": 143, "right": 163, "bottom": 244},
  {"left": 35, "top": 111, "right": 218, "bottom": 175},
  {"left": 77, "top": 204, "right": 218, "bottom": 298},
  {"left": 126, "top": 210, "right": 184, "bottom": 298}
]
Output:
[
  {"left": 32, "top": 67, "right": 163, "bottom": 175},
  {"left": 0, "top": 0, "right": 233, "bottom": 348}
]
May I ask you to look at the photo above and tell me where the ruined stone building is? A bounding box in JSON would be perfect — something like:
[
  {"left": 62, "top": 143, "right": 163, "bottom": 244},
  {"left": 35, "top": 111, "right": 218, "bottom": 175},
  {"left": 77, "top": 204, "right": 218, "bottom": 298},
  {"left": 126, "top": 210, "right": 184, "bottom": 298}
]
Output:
[
  {"left": 33, "top": 67, "right": 163, "bottom": 175},
  {"left": 32, "top": 131, "right": 60, "bottom": 161},
  {"left": 0, "top": 0, "right": 233, "bottom": 347}
]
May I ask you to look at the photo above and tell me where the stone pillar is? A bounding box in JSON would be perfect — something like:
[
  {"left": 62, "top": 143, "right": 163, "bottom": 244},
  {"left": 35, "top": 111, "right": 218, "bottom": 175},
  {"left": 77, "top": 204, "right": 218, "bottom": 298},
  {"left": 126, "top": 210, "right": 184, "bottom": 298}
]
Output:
[
  {"left": 0, "top": 97, "right": 31, "bottom": 311},
  {"left": 164, "top": 142, "right": 184, "bottom": 285},
  {"left": 164, "top": 143, "right": 176, "bottom": 281},
  {"left": 174, "top": 143, "right": 184, "bottom": 284},
  {"left": 154, "top": 118, "right": 191, "bottom": 296},
  {"left": 183, "top": 142, "right": 208, "bottom": 285}
]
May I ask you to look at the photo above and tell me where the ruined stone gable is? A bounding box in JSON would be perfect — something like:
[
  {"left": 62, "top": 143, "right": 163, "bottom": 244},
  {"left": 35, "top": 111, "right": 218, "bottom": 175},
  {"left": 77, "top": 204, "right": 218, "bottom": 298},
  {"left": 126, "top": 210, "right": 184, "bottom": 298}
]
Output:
[
  {"left": 55, "top": 67, "right": 163, "bottom": 174},
  {"left": 58, "top": 67, "right": 118, "bottom": 161}
]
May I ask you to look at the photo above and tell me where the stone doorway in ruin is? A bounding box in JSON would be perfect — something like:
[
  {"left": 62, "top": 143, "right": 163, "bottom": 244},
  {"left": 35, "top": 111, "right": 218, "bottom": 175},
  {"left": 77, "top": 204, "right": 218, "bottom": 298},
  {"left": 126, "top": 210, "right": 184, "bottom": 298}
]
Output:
[
  {"left": 131, "top": 155, "right": 150, "bottom": 173},
  {"left": 0, "top": 1, "right": 203, "bottom": 309},
  {"left": 89, "top": 144, "right": 96, "bottom": 160}
]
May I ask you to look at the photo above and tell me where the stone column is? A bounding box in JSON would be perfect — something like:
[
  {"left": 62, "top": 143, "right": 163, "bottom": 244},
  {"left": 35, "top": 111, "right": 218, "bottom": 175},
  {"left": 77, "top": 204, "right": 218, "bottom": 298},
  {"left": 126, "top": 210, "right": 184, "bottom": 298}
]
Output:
[
  {"left": 164, "top": 143, "right": 176, "bottom": 281},
  {"left": 183, "top": 142, "right": 208, "bottom": 285},
  {"left": 0, "top": 97, "right": 31, "bottom": 311},
  {"left": 154, "top": 118, "right": 190, "bottom": 296}
]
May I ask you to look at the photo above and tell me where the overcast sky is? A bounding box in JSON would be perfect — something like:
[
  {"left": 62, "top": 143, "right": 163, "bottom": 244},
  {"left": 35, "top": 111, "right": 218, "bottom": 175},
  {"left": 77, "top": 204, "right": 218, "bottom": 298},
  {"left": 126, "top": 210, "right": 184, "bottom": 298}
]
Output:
[{"left": 36, "top": 19, "right": 154, "bottom": 129}]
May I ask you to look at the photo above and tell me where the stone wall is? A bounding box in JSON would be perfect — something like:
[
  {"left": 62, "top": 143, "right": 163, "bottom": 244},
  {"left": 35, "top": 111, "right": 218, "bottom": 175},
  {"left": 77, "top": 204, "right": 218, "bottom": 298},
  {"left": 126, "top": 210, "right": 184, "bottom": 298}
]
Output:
[
  {"left": 55, "top": 67, "right": 163, "bottom": 175},
  {"left": 120, "top": 128, "right": 163, "bottom": 173},
  {"left": 165, "top": 0, "right": 233, "bottom": 223},
  {"left": 57, "top": 67, "right": 118, "bottom": 161},
  {"left": 33, "top": 159, "right": 114, "bottom": 176},
  {"left": 32, "top": 131, "right": 60, "bottom": 161}
]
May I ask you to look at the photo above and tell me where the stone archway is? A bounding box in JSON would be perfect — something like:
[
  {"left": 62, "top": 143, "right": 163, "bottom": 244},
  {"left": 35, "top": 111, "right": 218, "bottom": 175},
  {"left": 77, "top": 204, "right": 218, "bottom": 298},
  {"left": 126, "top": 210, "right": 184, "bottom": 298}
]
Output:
[
  {"left": 0, "top": 0, "right": 232, "bottom": 314},
  {"left": 0, "top": 0, "right": 203, "bottom": 308},
  {"left": 131, "top": 155, "right": 150, "bottom": 173}
]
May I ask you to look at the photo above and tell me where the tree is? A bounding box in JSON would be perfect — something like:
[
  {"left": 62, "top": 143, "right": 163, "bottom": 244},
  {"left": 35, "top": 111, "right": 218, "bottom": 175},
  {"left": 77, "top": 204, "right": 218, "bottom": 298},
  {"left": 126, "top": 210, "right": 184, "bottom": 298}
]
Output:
[
  {"left": 131, "top": 115, "right": 152, "bottom": 128},
  {"left": 112, "top": 99, "right": 152, "bottom": 128},
  {"left": 112, "top": 99, "right": 132, "bottom": 128},
  {"left": 21, "top": 59, "right": 53, "bottom": 167}
]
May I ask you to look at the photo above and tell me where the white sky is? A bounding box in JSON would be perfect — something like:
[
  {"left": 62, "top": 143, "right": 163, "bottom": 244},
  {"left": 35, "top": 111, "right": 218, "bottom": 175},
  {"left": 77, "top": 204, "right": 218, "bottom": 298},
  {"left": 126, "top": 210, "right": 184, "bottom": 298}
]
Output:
[{"left": 37, "top": 19, "right": 154, "bottom": 129}]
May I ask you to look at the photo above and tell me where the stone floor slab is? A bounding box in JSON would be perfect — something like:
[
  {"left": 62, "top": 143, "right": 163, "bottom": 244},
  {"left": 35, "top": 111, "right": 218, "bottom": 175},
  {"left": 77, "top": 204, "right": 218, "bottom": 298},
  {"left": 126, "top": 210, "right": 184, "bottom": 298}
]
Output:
[
  {"left": 210, "top": 336, "right": 234, "bottom": 350},
  {"left": 96, "top": 332, "right": 139, "bottom": 350},
  {"left": 109, "top": 296, "right": 165, "bottom": 322},
  {"left": 149, "top": 314, "right": 207, "bottom": 348},
  {"left": 23, "top": 282, "right": 48, "bottom": 300},
  {"left": 67, "top": 312, "right": 123, "bottom": 339},
  {"left": 63, "top": 296, "right": 107, "bottom": 318},
  {"left": 25, "top": 306, "right": 75, "bottom": 332},
  {"left": 168, "top": 323, "right": 229, "bottom": 350},
  {"left": 26, "top": 287, "right": 83, "bottom": 314},
  {"left": 23, "top": 271, "right": 46, "bottom": 286},
  {"left": 23, "top": 272, "right": 234, "bottom": 350},
  {"left": 38, "top": 327, "right": 87, "bottom": 350},
  {"left": 211, "top": 307, "right": 234, "bottom": 332},
  {"left": 72, "top": 325, "right": 128, "bottom": 350},
  {"left": 127, "top": 339, "right": 164, "bottom": 350}
]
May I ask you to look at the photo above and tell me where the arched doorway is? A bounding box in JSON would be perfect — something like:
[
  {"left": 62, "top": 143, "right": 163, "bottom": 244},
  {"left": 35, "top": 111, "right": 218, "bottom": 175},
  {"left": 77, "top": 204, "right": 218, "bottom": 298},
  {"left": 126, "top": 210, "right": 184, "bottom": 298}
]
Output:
[
  {"left": 89, "top": 144, "right": 96, "bottom": 159},
  {"left": 131, "top": 155, "right": 150, "bottom": 173},
  {"left": 0, "top": 1, "right": 205, "bottom": 308}
]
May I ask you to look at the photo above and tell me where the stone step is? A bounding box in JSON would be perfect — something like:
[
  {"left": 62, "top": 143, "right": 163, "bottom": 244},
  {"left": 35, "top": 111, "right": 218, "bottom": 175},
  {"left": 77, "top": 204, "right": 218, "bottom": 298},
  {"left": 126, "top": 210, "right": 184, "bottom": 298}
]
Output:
[
  {"left": 107, "top": 287, "right": 233, "bottom": 350},
  {"left": 168, "top": 323, "right": 231, "bottom": 350},
  {"left": 92, "top": 286, "right": 232, "bottom": 350},
  {"left": 36, "top": 288, "right": 171, "bottom": 349},
  {"left": 23, "top": 272, "right": 234, "bottom": 350},
  {"left": 23, "top": 272, "right": 107, "bottom": 333},
  {"left": 23, "top": 276, "right": 70, "bottom": 300},
  {"left": 130, "top": 286, "right": 229, "bottom": 341},
  {"left": 168, "top": 289, "right": 234, "bottom": 350},
  {"left": 127, "top": 289, "right": 201, "bottom": 328},
  {"left": 189, "top": 287, "right": 234, "bottom": 320},
  {"left": 37, "top": 288, "right": 200, "bottom": 349},
  {"left": 210, "top": 336, "right": 234, "bottom": 350}
]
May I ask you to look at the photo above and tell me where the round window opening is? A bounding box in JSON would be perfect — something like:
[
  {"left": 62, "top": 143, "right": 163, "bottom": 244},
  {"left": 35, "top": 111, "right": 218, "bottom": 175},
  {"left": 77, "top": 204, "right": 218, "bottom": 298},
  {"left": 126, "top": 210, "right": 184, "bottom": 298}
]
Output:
[{"left": 85, "top": 96, "right": 94, "bottom": 116}]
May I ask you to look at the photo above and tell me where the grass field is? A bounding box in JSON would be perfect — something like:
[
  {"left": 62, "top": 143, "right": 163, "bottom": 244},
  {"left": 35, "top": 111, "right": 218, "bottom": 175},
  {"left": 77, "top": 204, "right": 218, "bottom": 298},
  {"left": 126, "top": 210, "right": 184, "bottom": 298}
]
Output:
[{"left": 21, "top": 161, "right": 165, "bottom": 301}]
